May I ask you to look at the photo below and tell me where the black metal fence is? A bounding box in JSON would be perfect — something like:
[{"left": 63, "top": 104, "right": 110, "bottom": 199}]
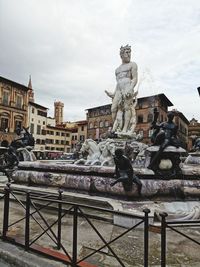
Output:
[
  {"left": 160, "top": 212, "right": 200, "bottom": 267},
  {"left": 1, "top": 184, "right": 200, "bottom": 267},
  {"left": 1, "top": 184, "right": 150, "bottom": 267}
]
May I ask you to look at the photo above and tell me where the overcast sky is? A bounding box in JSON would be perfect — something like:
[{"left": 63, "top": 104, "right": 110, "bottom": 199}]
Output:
[{"left": 0, "top": 0, "right": 200, "bottom": 122}]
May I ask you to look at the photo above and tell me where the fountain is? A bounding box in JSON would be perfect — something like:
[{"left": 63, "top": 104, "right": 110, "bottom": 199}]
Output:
[{"left": 5, "top": 45, "right": 200, "bottom": 222}]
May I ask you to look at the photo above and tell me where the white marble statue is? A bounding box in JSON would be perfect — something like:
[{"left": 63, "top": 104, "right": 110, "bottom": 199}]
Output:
[{"left": 105, "top": 45, "right": 138, "bottom": 136}]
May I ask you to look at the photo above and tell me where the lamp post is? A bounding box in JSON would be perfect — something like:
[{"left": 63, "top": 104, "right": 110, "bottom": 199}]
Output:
[{"left": 197, "top": 87, "right": 200, "bottom": 97}]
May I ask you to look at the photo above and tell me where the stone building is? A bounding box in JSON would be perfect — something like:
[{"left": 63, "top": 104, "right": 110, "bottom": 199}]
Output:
[
  {"left": 61, "top": 120, "right": 88, "bottom": 151},
  {"left": 171, "top": 109, "right": 189, "bottom": 149},
  {"left": 54, "top": 101, "right": 64, "bottom": 125},
  {"left": 45, "top": 125, "right": 71, "bottom": 152},
  {"left": 86, "top": 104, "right": 112, "bottom": 140},
  {"left": 28, "top": 101, "right": 49, "bottom": 150},
  {"left": 135, "top": 94, "right": 173, "bottom": 144},
  {"left": 188, "top": 118, "right": 200, "bottom": 150},
  {"left": 0, "top": 76, "right": 32, "bottom": 144},
  {"left": 86, "top": 94, "right": 174, "bottom": 144}
]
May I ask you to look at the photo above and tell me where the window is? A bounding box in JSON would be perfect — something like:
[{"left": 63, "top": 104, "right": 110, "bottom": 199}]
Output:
[
  {"left": 137, "top": 115, "right": 143, "bottom": 123},
  {"left": 66, "top": 133, "right": 70, "bottom": 137},
  {"left": 43, "top": 121, "right": 45, "bottom": 125},
  {"left": 37, "top": 125, "right": 41, "bottom": 135},
  {"left": 99, "top": 121, "right": 104, "bottom": 128},
  {"left": 14, "top": 120, "right": 22, "bottom": 130},
  {"left": 16, "top": 95, "right": 22, "bottom": 108},
  {"left": 148, "top": 129, "right": 154, "bottom": 137},
  {"left": 2, "top": 91, "right": 9, "bottom": 105},
  {"left": 138, "top": 130, "right": 144, "bottom": 137},
  {"left": 147, "top": 113, "right": 153, "bottom": 123},
  {"left": 89, "top": 122, "right": 93, "bottom": 129},
  {"left": 105, "top": 121, "right": 109, "bottom": 127},
  {"left": 41, "top": 129, "right": 46, "bottom": 135},
  {"left": 0, "top": 118, "right": 9, "bottom": 131},
  {"left": 81, "top": 126, "right": 84, "bottom": 131},
  {"left": 32, "top": 108, "right": 35, "bottom": 113},
  {"left": 80, "top": 135, "right": 85, "bottom": 141},
  {"left": 56, "top": 132, "right": 60, "bottom": 136},
  {"left": 75, "top": 135, "right": 77, "bottom": 140},
  {"left": 55, "top": 140, "right": 59, "bottom": 144},
  {"left": 37, "top": 110, "right": 47, "bottom": 117},
  {"left": 30, "top": 123, "right": 34, "bottom": 134}
]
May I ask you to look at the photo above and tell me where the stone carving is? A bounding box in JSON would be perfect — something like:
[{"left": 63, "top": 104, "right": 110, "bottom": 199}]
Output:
[
  {"left": 105, "top": 45, "right": 138, "bottom": 136},
  {"left": 75, "top": 138, "right": 115, "bottom": 166},
  {"left": 156, "top": 204, "right": 200, "bottom": 221},
  {"left": 193, "top": 137, "right": 200, "bottom": 151},
  {"left": 110, "top": 148, "right": 142, "bottom": 196},
  {"left": 148, "top": 109, "right": 183, "bottom": 176},
  {"left": 0, "top": 127, "right": 36, "bottom": 181}
]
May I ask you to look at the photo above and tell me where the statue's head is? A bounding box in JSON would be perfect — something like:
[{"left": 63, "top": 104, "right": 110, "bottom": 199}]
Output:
[
  {"left": 115, "top": 148, "right": 124, "bottom": 158},
  {"left": 167, "top": 111, "right": 175, "bottom": 121},
  {"left": 120, "top": 45, "right": 131, "bottom": 63}
]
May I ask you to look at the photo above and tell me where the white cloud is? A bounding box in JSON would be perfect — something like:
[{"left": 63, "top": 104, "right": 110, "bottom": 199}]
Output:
[{"left": 0, "top": 0, "right": 200, "bottom": 122}]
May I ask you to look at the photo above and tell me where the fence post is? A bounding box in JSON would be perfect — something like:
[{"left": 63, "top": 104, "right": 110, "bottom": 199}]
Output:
[
  {"left": 57, "top": 189, "right": 63, "bottom": 250},
  {"left": 72, "top": 205, "right": 78, "bottom": 267},
  {"left": 143, "top": 208, "right": 150, "bottom": 267},
  {"left": 160, "top": 212, "right": 168, "bottom": 267},
  {"left": 25, "top": 191, "right": 31, "bottom": 251},
  {"left": 2, "top": 183, "right": 11, "bottom": 240}
]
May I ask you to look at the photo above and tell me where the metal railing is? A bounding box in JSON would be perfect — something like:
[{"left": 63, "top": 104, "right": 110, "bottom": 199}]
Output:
[
  {"left": 1, "top": 184, "right": 150, "bottom": 267},
  {"left": 160, "top": 212, "right": 200, "bottom": 267}
]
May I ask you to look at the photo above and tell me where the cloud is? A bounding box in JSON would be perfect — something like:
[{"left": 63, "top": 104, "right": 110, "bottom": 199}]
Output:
[{"left": 0, "top": 0, "right": 200, "bottom": 122}]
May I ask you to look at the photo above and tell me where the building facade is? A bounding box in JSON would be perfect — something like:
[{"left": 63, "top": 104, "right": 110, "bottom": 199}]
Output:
[
  {"left": 86, "top": 104, "right": 112, "bottom": 140},
  {"left": 0, "top": 76, "right": 32, "bottom": 144},
  {"left": 86, "top": 94, "right": 174, "bottom": 144},
  {"left": 45, "top": 125, "right": 71, "bottom": 152},
  {"left": 54, "top": 101, "right": 64, "bottom": 125},
  {"left": 28, "top": 101, "right": 49, "bottom": 150},
  {"left": 172, "top": 109, "right": 189, "bottom": 149},
  {"left": 188, "top": 118, "right": 200, "bottom": 150}
]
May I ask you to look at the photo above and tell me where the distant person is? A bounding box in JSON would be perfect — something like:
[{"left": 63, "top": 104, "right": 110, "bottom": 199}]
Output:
[{"left": 110, "top": 148, "right": 142, "bottom": 196}]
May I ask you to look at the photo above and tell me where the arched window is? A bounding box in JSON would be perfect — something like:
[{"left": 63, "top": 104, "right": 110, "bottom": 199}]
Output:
[
  {"left": 99, "top": 121, "right": 104, "bottom": 128},
  {"left": 137, "top": 115, "right": 143, "bottom": 123},
  {"left": 105, "top": 120, "right": 109, "bottom": 127},
  {"left": 147, "top": 113, "right": 153, "bottom": 123}
]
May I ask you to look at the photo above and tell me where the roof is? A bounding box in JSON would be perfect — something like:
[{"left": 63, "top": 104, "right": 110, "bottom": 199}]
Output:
[
  {"left": 76, "top": 120, "right": 87, "bottom": 125},
  {"left": 46, "top": 125, "right": 72, "bottom": 132},
  {"left": 172, "top": 109, "right": 190, "bottom": 125},
  {"left": 85, "top": 93, "right": 173, "bottom": 111},
  {"left": 0, "top": 76, "right": 30, "bottom": 91},
  {"left": 138, "top": 93, "right": 173, "bottom": 107},
  {"left": 29, "top": 101, "right": 48, "bottom": 110},
  {"left": 86, "top": 103, "right": 111, "bottom": 111}
]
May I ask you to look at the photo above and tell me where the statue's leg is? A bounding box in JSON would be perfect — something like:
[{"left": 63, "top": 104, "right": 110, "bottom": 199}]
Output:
[
  {"left": 111, "top": 100, "right": 118, "bottom": 130},
  {"left": 122, "top": 108, "right": 131, "bottom": 133},
  {"left": 132, "top": 175, "right": 142, "bottom": 196},
  {"left": 148, "top": 140, "right": 169, "bottom": 169}
]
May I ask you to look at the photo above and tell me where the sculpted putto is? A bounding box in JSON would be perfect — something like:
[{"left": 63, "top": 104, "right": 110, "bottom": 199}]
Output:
[{"left": 105, "top": 45, "right": 138, "bottom": 135}]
